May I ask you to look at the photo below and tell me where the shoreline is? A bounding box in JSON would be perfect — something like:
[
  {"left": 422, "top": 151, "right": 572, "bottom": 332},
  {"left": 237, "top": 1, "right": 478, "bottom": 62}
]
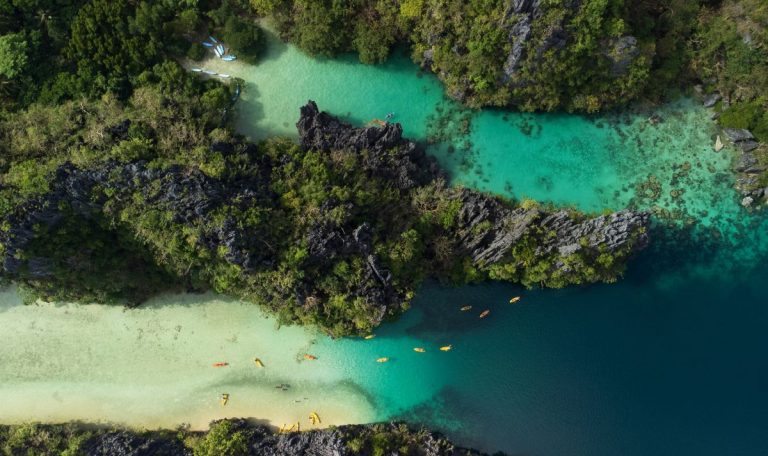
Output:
[{"left": 0, "top": 289, "right": 376, "bottom": 432}]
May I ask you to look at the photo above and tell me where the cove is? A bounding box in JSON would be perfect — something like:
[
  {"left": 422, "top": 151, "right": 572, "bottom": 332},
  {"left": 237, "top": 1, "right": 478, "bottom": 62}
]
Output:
[{"left": 1, "top": 29, "right": 767, "bottom": 456}]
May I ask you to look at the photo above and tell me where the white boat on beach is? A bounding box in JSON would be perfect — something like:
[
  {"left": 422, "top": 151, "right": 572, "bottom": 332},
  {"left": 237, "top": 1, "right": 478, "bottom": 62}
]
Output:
[
  {"left": 191, "top": 68, "right": 202, "bottom": 72},
  {"left": 219, "top": 74, "right": 230, "bottom": 78},
  {"left": 203, "top": 69, "right": 217, "bottom": 75}
]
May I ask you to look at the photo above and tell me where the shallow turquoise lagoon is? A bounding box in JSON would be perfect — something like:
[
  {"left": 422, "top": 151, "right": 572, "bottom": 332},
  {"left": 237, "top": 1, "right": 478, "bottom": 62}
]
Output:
[
  {"left": 1, "top": 29, "right": 767, "bottom": 456},
  {"left": 204, "top": 32, "right": 768, "bottom": 454}
]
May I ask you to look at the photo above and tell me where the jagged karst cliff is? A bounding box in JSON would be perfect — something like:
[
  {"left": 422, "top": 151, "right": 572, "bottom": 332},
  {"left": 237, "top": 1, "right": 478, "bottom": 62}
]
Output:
[
  {"left": 0, "top": 420, "right": 484, "bottom": 456},
  {"left": 0, "top": 101, "right": 649, "bottom": 336},
  {"left": 256, "top": 0, "right": 674, "bottom": 112}
]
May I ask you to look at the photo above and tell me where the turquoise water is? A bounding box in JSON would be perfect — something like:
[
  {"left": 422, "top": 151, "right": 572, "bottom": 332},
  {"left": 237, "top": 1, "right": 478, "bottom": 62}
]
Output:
[
  {"left": 203, "top": 32, "right": 768, "bottom": 454},
  {"left": 1, "top": 29, "right": 767, "bottom": 456}
]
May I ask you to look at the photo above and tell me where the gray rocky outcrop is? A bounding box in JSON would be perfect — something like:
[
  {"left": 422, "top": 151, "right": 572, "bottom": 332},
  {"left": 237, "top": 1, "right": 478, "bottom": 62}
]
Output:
[
  {"left": 606, "top": 36, "right": 640, "bottom": 76},
  {"left": 451, "top": 188, "right": 540, "bottom": 264},
  {"left": 84, "top": 431, "right": 190, "bottom": 456},
  {"left": 703, "top": 93, "right": 721, "bottom": 108},
  {"left": 297, "top": 101, "right": 442, "bottom": 190},
  {"left": 537, "top": 210, "right": 650, "bottom": 256},
  {"left": 75, "top": 420, "right": 484, "bottom": 456},
  {"left": 502, "top": 0, "right": 606, "bottom": 84},
  {"left": 723, "top": 128, "right": 755, "bottom": 143},
  {"left": 448, "top": 187, "right": 649, "bottom": 274},
  {"left": 0, "top": 101, "right": 652, "bottom": 332}
]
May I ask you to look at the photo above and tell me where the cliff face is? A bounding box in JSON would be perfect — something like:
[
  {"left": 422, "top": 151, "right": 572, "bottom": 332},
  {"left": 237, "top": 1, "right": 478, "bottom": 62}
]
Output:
[
  {"left": 450, "top": 188, "right": 648, "bottom": 265},
  {"left": 263, "top": 0, "right": 651, "bottom": 111},
  {"left": 0, "top": 421, "right": 483, "bottom": 456},
  {"left": 297, "top": 101, "right": 650, "bottom": 286},
  {"left": 0, "top": 101, "right": 649, "bottom": 335}
]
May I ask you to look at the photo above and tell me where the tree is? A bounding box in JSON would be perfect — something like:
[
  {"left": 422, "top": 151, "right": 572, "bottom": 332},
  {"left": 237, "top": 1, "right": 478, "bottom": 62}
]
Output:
[
  {"left": 220, "top": 16, "right": 263, "bottom": 61},
  {"left": 0, "top": 32, "right": 29, "bottom": 79}
]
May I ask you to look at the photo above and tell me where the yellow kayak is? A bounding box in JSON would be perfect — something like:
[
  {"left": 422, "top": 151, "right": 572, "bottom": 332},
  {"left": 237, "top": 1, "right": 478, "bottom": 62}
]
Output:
[
  {"left": 309, "top": 411, "right": 321, "bottom": 425},
  {"left": 376, "top": 357, "right": 389, "bottom": 363},
  {"left": 460, "top": 305, "right": 472, "bottom": 311},
  {"left": 253, "top": 358, "right": 264, "bottom": 367},
  {"left": 440, "top": 345, "right": 452, "bottom": 351},
  {"left": 509, "top": 296, "right": 521, "bottom": 303},
  {"left": 364, "top": 334, "right": 375, "bottom": 340},
  {"left": 220, "top": 393, "right": 229, "bottom": 406},
  {"left": 413, "top": 347, "right": 426, "bottom": 353}
]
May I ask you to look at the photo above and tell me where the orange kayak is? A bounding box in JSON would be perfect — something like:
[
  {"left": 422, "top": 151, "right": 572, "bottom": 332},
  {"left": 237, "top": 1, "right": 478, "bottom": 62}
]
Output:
[
  {"left": 479, "top": 310, "right": 490, "bottom": 319},
  {"left": 304, "top": 354, "right": 318, "bottom": 361},
  {"left": 212, "top": 362, "right": 229, "bottom": 368}
]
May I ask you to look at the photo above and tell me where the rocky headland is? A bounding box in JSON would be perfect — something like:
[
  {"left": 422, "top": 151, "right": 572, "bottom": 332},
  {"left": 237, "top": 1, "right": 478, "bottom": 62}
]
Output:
[{"left": 0, "top": 101, "right": 649, "bottom": 336}]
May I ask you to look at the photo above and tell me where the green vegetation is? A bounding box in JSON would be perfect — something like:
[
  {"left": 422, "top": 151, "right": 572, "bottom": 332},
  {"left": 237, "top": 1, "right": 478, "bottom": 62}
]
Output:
[
  {"left": 0, "top": 423, "right": 91, "bottom": 456},
  {"left": 0, "top": 420, "right": 474, "bottom": 456},
  {"left": 0, "top": 0, "right": 263, "bottom": 109},
  {"left": 0, "top": 0, "right": 648, "bottom": 337},
  {"left": 0, "top": 87, "right": 641, "bottom": 336},
  {"left": 252, "top": 0, "right": 713, "bottom": 111},
  {"left": 692, "top": 0, "right": 768, "bottom": 140},
  {"left": 189, "top": 420, "right": 250, "bottom": 456}
]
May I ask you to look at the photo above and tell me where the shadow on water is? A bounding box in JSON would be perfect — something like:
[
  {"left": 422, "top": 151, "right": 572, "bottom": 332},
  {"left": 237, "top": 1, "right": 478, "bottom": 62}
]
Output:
[{"left": 235, "top": 83, "right": 268, "bottom": 137}]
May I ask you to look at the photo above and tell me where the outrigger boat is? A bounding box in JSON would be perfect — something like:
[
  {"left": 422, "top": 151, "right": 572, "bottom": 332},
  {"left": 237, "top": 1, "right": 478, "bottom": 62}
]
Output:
[
  {"left": 253, "top": 358, "right": 264, "bottom": 367},
  {"left": 220, "top": 393, "right": 229, "bottom": 406},
  {"left": 460, "top": 305, "right": 472, "bottom": 311},
  {"left": 479, "top": 310, "right": 490, "bottom": 319},
  {"left": 509, "top": 296, "right": 521, "bottom": 304},
  {"left": 212, "top": 362, "right": 228, "bottom": 367},
  {"left": 413, "top": 347, "right": 426, "bottom": 353},
  {"left": 376, "top": 357, "right": 389, "bottom": 363},
  {"left": 304, "top": 354, "right": 318, "bottom": 360},
  {"left": 440, "top": 345, "right": 452, "bottom": 351}
]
